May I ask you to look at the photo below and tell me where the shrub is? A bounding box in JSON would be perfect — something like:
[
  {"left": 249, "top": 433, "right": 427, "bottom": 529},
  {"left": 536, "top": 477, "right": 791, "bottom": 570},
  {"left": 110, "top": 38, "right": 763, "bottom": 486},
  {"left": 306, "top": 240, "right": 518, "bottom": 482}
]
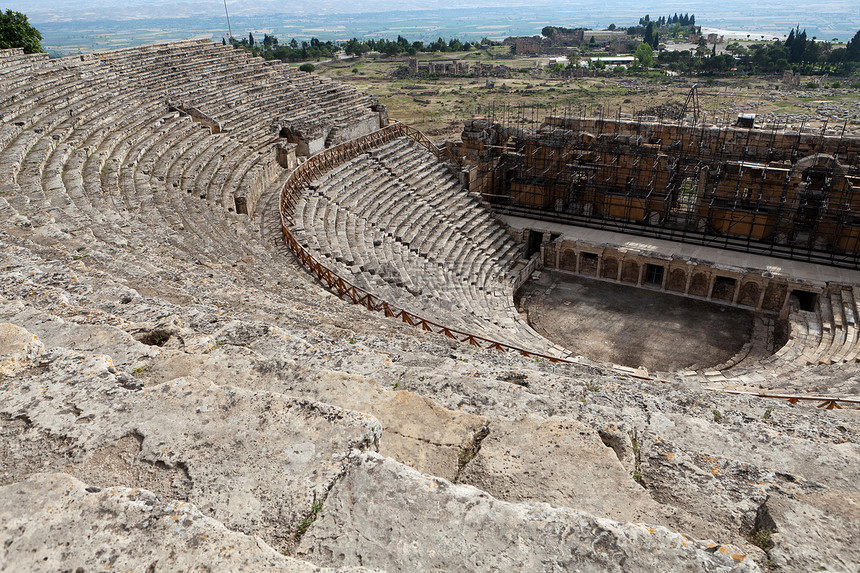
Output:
[{"left": 299, "top": 63, "right": 315, "bottom": 73}]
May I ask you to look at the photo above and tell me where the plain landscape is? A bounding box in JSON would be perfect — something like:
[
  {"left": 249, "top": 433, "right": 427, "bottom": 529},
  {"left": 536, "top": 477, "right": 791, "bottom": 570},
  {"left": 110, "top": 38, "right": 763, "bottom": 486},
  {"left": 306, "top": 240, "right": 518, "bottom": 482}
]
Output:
[{"left": 13, "top": 1, "right": 860, "bottom": 56}]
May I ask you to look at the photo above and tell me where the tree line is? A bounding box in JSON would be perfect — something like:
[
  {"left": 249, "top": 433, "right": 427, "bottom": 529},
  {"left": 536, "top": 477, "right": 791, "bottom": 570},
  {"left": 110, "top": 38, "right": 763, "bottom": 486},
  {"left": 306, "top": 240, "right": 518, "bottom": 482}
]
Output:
[
  {"left": 229, "top": 33, "right": 480, "bottom": 62},
  {"left": 659, "top": 27, "right": 860, "bottom": 76},
  {"left": 228, "top": 34, "right": 340, "bottom": 62}
]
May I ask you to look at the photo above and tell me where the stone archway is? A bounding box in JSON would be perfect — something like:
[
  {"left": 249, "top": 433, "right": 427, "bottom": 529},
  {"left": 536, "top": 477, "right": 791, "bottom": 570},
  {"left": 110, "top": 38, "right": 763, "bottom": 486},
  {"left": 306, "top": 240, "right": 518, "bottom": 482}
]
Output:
[
  {"left": 601, "top": 257, "right": 619, "bottom": 280},
  {"left": 689, "top": 272, "right": 709, "bottom": 297},
  {"left": 620, "top": 260, "right": 639, "bottom": 284},
  {"left": 666, "top": 268, "right": 687, "bottom": 293},
  {"left": 560, "top": 249, "right": 577, "bottom": 271},
  {"left": 738, "top": 281, "right": 761, "bottom": 308}
]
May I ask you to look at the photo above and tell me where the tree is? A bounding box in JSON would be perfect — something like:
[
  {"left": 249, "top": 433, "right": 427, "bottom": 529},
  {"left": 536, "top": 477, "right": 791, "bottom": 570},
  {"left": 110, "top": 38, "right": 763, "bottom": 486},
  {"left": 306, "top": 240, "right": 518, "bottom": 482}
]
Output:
[
  {"left": 248, "top": 32, "right": 254, "bottom": 46},
  {"left": 635, "top": 42, "right": 654, "bottom": 67},
  {"left": 695, "top": 37, "right": 709, "bottom": 57},
  {"left": 725, "top": 42, "right": 747, "bottom": 57},
  {"left": 644, "top": 22, "right": 655, "bottom": 47},
  {"left": 784, "top": 29, "right": 795, "bottom": 49},
  {"left": 789, "top": 29, "right": 807, "bottom": 63},
  {"left": 0, "top": 10, "right": 42, "bottom": 53},
  {"left": 847, "top": 29, "right": 860, "bottom": 62}
]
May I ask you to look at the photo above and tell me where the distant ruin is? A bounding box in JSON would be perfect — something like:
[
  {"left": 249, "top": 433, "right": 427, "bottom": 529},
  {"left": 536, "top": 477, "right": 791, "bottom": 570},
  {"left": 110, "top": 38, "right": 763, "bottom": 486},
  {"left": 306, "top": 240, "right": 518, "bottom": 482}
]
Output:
[
  {"left": 506, "top": 28, "right": 630, "bottom": 55},
  {"left": 453, "top": 113, "right": 860, "bottom": 269},
  {"left": 405, "top": 57, "right": 512, "bottom": 78}
]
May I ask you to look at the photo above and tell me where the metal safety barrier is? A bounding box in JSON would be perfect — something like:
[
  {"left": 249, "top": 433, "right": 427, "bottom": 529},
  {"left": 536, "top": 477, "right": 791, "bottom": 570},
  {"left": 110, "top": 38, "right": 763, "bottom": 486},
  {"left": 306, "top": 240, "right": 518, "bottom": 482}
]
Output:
[{"left": 706, "top": 389, "right": 860, "bottom": 410}]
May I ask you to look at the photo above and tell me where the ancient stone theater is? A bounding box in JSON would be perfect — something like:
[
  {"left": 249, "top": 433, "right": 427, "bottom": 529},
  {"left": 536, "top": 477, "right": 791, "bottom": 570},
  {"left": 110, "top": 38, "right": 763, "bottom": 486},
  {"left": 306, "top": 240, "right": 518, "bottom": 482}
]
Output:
[{"left": 0, "top": 40, "right": 857, "bottom": 572}]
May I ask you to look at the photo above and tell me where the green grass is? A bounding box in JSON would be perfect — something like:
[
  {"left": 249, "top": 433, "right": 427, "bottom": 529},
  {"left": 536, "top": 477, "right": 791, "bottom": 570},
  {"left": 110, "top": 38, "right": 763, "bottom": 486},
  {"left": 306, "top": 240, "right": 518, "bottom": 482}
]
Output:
[{"left": 748, "top": 528, "right": 774, "bottom": 551}]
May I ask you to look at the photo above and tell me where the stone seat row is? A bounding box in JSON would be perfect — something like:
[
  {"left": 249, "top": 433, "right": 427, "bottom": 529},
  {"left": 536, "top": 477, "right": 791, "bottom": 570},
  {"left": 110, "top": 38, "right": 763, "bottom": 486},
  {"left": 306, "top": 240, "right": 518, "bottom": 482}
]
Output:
[
  {"left": 291, "top": 137, "right": 556, "bottom": 352},
  {"left": 0, "top": 40, "right": 375, "bottom": 156},
  {"left": 0, "top": 68, "right": 269, "bottom": 272},
  {"left": 701, "top": 287, "right": 860, "bottom": 392}
]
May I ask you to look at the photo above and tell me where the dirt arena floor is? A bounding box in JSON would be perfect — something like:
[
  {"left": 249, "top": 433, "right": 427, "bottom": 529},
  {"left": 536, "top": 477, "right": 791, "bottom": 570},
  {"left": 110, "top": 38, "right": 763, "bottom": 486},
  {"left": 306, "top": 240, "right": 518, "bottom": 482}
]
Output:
[{"left": 517, "top": 270, "right": 757, "bottom": 372}]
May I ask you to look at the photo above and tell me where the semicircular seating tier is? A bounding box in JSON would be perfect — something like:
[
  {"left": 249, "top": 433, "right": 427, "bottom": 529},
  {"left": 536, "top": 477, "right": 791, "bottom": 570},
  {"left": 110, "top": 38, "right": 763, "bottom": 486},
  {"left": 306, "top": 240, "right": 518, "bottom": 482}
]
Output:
[
  {"left": 288, "top": 136, "right": 566, "bottom": 355},
  {"left": 0, "top": 40, "right": 856, "bottom": 392},
  {"left": 0, "top": 41, "right": 560, "bottom": 360},
  {"left": 0, "top": 40, "right": 387, "bottom": 285},
  {"left": 686, "top": 287, "right": 860, "bottom": 397},
  {"left": 0, "top": 39, "right": 384, "bottom": 231}
]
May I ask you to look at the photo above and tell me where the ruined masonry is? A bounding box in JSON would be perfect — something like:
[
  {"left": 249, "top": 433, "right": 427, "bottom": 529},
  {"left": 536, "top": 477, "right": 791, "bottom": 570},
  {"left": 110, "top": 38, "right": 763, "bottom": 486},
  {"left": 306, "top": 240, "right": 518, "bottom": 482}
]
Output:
[{"left": 0, "top": 40, "right": 857, "bottom": 572}]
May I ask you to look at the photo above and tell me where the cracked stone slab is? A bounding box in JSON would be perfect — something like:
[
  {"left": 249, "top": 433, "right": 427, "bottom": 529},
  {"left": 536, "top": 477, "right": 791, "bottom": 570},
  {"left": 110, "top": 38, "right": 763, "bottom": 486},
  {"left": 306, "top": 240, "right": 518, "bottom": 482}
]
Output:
[
  {"left": 456, "top": 415, "right": 690, "bottom": 530},
  {"left": 758, "top": 491, "right": 860, "bottom": 573},
  {"left": 0, "top": 472, "right": 365, "bottom": 572},
  {"left": 0, "top": 305, "right": 158, "bottom": 370},
  {"left": 636, "top": 407, "right": 857, "bottom": 560},
  {"left": 298, "top": 453, "right": 760, "bottom": 573},
  {"left": 279, "top": 370, "right": 488, "bottom": 481},
  {"left": 0, "top": 348, "right": 382, "bottom": 554}
]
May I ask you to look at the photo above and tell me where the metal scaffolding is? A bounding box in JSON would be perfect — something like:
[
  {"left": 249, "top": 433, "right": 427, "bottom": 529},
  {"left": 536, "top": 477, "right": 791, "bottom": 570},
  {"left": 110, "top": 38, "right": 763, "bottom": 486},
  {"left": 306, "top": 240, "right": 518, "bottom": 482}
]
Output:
[{"left": 457, "top": 105, "right": 860, "bottom": 269}]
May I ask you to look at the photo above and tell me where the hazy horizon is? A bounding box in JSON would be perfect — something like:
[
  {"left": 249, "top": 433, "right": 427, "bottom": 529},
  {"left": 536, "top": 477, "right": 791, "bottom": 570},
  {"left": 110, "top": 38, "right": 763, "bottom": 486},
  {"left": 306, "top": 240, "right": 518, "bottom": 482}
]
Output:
[{"left": 7, "top": 0, "right": 859, "bottom": 56}]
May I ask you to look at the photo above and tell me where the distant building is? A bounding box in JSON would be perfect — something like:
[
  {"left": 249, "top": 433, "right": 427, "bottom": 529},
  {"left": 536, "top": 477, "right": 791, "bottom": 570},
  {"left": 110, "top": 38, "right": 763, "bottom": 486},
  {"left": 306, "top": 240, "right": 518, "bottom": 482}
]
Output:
[
  {"left": 582, "top": 55, "right": 635, "bottom": 68},
  {"left": 407, "top": 58, "right": 511, "bottom": 78},
  {"left": 505, "top": 28, "right": 628, "bottom": 56},
  {"left": 515, "top": 37, "right": 543, "bottom": 55},
  {"left": 553, "top": 29, "right": 628, "bottom": 45}
]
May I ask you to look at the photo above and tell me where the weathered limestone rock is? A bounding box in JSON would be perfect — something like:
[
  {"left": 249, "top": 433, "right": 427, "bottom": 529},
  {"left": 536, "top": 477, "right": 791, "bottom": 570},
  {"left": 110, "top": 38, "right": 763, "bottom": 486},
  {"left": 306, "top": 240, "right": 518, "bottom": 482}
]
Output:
[
  {"left": 128, "top": 324, "right": 488, "bottom": 481},
  {"left": 298, "top": 453, "right": 760, "bottom": 572},
  {"left": 0, "top": 473, "right": 332, "bottom": 572},
  {"left": 0, "top": 322, "right": 42, "bottom": 376},
  {"left": 456, "top": 415, "right": 683, "bottom": 526},
  {"left": 640, "top": 410, "right": 860, "bottom": 494},
  {"left": 757, "top": 491, "right": 860, "bottom": 573},
  {"left": 279, "top": 370, "right": 488, "bottom": 481},
  {"left": 0, "top": 291, "right": 158, "bottom": 370},
  {"left": 0, "top": 348, "right": 382, "bottom": 554},
  {"left": 637, "top": 407, "right": 860, "bottom": 550}
]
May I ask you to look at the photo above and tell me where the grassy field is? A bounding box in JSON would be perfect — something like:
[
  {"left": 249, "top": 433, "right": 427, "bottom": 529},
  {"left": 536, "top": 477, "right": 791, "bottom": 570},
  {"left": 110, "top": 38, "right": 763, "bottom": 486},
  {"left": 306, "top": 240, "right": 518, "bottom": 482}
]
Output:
[{"left": 314, "top": 49, "right": 860, "bottom": 142}]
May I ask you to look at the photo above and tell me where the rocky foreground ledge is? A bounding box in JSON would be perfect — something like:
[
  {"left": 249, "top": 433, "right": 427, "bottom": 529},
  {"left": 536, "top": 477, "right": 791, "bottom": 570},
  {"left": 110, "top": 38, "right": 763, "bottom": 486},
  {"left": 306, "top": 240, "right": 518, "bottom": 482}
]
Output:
[
  {"left": 1, "top": 320, "right": 758, "bottom": 572},
  {"left": 1, "top": 232, "right": 859, "bottom": 571}
]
